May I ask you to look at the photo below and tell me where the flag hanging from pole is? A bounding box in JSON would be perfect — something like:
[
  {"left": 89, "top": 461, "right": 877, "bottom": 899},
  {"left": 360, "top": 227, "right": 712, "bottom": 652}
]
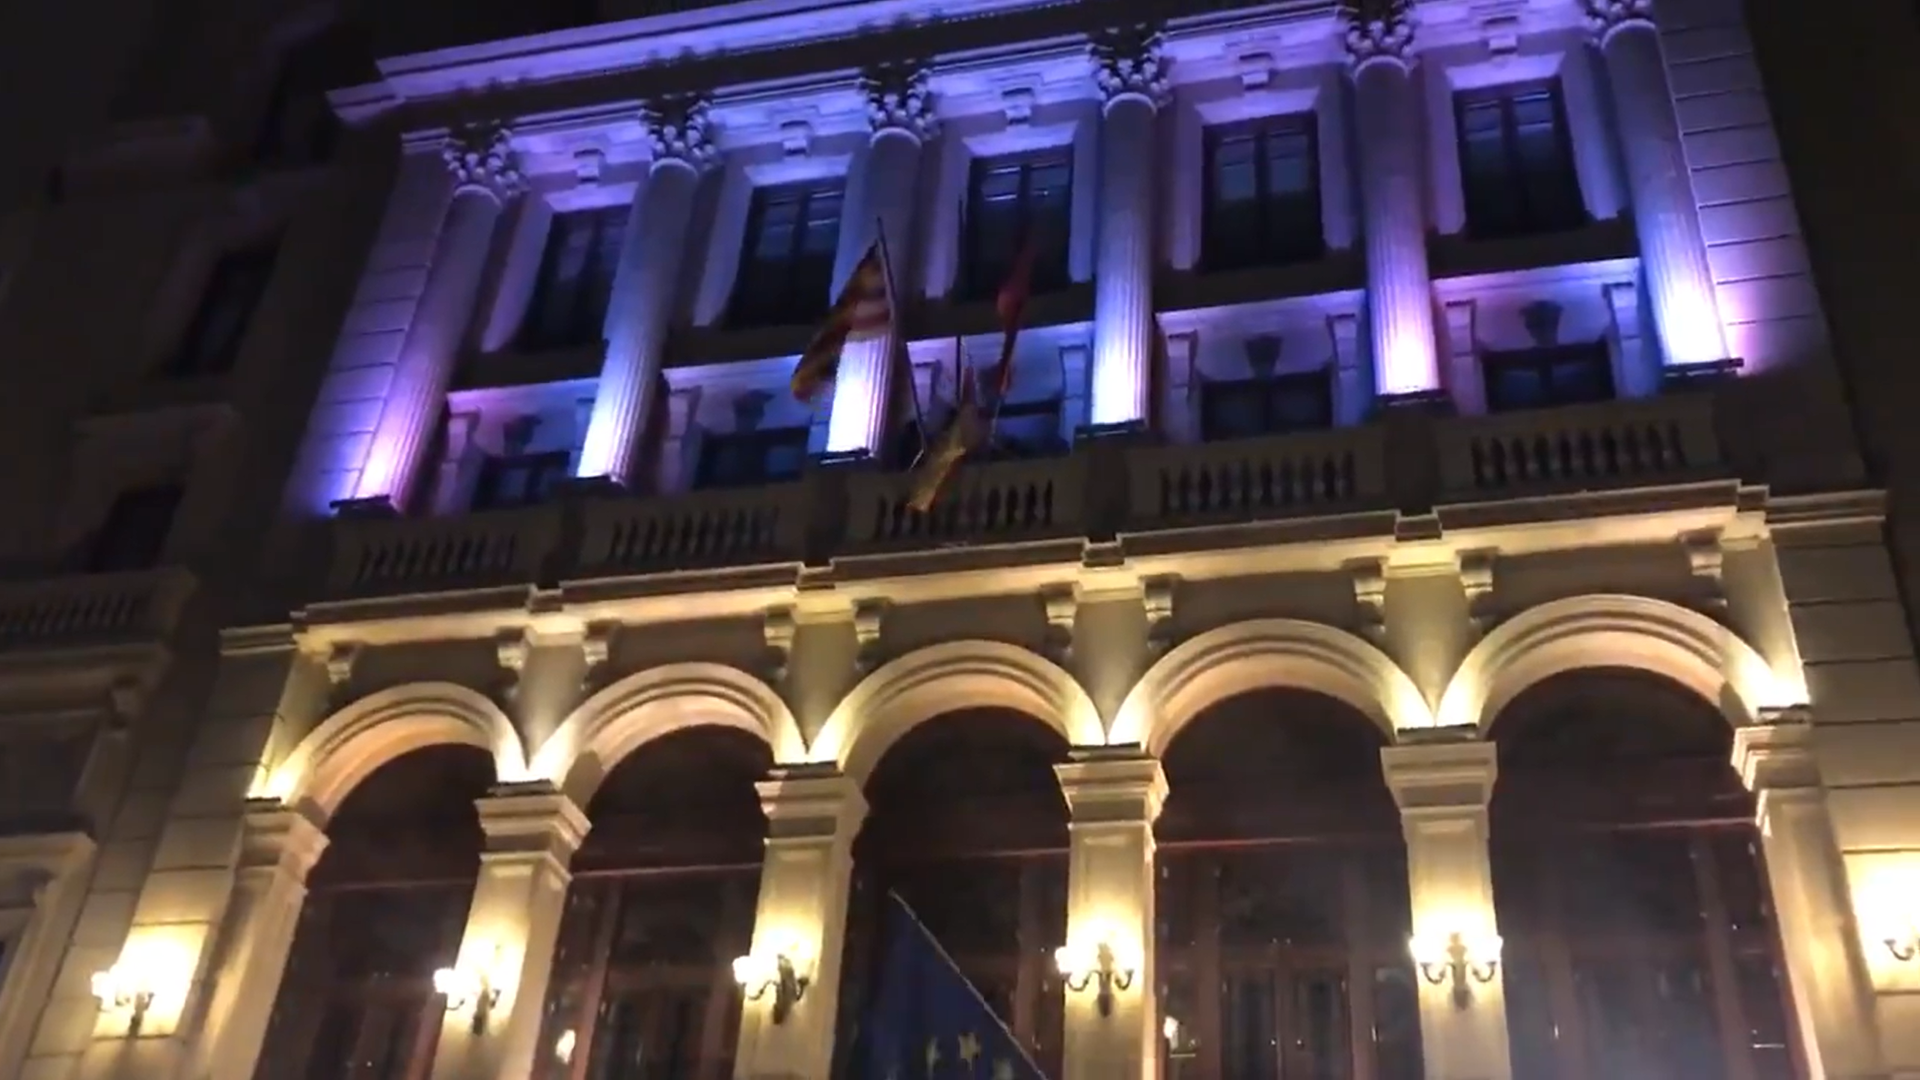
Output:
[
  {"left": 906, "top": 363, "right": 985, "bottom": 513},
  {"left": 991, "top": 236, "right": 1038, "bottom": 399},
  {"left": 789, "top": 241, "right": 891, "bottom": 403}
]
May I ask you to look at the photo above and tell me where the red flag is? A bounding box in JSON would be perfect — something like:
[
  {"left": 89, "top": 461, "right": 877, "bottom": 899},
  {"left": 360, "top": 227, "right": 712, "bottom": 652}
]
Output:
[
  {"left": 906, "top": 365, "right": 985, "bottom": 512},
  {"left": 790, "top": 242, "right": 891, "bottom": 402},
  {"left": 991, "top": 237, "right": 1037, "bottom": 398}
]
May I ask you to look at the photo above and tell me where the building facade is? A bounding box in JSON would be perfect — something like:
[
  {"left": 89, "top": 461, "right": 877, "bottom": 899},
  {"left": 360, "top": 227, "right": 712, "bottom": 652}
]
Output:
[{"left": 0, "top": 0, "right": 1918, "bottom": 1079}]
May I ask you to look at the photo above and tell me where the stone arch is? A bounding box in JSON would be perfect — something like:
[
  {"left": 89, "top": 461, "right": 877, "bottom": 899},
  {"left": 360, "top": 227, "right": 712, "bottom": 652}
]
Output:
[
  {"left": 818, "top": 640, "right": 1104, "bottom": 785},
  {"left": 1437, "top": 593, "right": 1793, "bottom": 732},
  {"left": 536, "top": 662, "right": 806, "bottom": 805},
  {"left": 273, "top": 682, "right": 526, "bottom": 823},
  {"left": 1113, "top": 618, "right": 1433, "bottom": 755}
]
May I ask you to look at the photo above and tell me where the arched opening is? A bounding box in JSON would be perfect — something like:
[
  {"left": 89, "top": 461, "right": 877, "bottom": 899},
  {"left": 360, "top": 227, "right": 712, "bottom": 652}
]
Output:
[
  {"left": 530, "top": 726, "right": 772, "bottom": 1080},
  {"left": 255, "top": 744, "right": 494, "bottom": 1080},
  {"left": 1489, "top": 668, "right": 1801, "bottom": 1080},
  {"left": 835, "top": 709, "right": 1071, "bottom": 1076},
  {"left": 1156, "top": 689, "right": 1421, "bottom": 1080}
]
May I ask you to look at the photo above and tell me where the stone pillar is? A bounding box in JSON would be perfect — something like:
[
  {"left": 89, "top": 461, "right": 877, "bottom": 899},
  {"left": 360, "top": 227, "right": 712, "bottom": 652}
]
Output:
[
  {"left": 187, "top": 804, "right": 329, "bottom": 1080},
  {"left": 734, "top": 767, "right": 867, "bottom": 1080},
  {"left": 653, "top": 385, "right": 704, "bottom": 494},
  {"left": 1733, "top": 716, "right": 1888, "bottom": 1080},
  {"left": 1380, "top": 735, "right": 1512, "bottom": 1080},
  {"left": 823, "top": 67, "right": 936, "bottom": 460},
  {"left": 1087, "top": 28, "right": 1168, "bottom": 430},
  {"left": 428, "top": 785, "right": 588, "bottom": 1080},
  {"left": 575, "top": 98, "right": 717, "bottom": 488},
  {"left": 1583, "top": 0, "right": 1729, "bottom": 369},
  {"left": 1054, "top": 749, "right": 1165, "bottom": 1080},
  {"left": 1345, "top": 1, "right": 1442, "bottom": 401},
  {"left": 353, "top": 124, "right": 522, "bottom": 510}
]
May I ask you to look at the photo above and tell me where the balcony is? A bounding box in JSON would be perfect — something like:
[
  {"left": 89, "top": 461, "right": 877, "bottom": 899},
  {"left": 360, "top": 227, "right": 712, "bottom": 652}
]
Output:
[
  {"left": 306, "top": 391, "right": 1732, "bottom": 606},
  {"left": 0, "top": 567, "right": 198, "bottom": 656}
]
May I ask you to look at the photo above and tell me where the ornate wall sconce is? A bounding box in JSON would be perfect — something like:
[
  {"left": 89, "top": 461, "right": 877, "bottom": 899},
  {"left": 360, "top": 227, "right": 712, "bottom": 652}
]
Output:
[
  {"left": 433, "top": 958, "right": 502, "bottom": 1034},
  {"left": 1410, "top": 931, "right": 1501, "bottom": 1009},
  {"left": 90, "top": 964, "right": 158, "bottom": 1036},
  {"left": 1885, "top": 923, "right": 1918, "bottom": 963},
  {"left": 1055, "top": 939, "right": 1136, "bottom": 1017},
  {"left": 733, "top": 944, "right": 813, "bottom": 1024}
]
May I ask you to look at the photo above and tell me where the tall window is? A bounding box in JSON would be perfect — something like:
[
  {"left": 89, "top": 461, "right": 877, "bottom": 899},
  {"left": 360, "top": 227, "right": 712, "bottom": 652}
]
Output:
[
  {"left": 1203, "top": 116, "right": 1324, "bottom": 270},
  {"left": 253, "top": 21, "right": 370, "bottom": 166},
  {"left": 165, "top": 241, "right": 280, "bottom": 377},
  {"left": 1199, "top": 369, "right": 1334, "bottom": 441},
  {"left": 1481, "top": 341, "right": 1614, "bottom": 413},
  {"left": 471, "top": 450, "right": 570, "bottom": 510},
  {"left": 730, "top": 182, "right": 844, "bottom": 328},
  {"left": 1456, "top": 82, "right": 1586, "bottom": 239},
  {"left": 520, "top": 205, "right": 631, "bottom": 351},
  {"left": 694, "top": 428, "right": 810, "bottom": 489},
  {"left": 85, "top": 484, "right": 184, "bottom": 573},
  {"left": 964, "top": 152, "right": 1072, "bottom": 300}
]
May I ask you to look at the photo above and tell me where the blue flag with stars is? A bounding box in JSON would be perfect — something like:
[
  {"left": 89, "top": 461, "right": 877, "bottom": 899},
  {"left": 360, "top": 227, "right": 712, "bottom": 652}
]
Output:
[{"left": 859, "top": 892, "right": 1048, "bottom": 1080}]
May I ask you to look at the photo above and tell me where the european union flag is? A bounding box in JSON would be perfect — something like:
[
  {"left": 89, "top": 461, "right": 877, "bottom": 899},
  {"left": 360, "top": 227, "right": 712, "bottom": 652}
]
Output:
[{"left": 857, "top": 893, "right": 1048, "bottom": 1080}]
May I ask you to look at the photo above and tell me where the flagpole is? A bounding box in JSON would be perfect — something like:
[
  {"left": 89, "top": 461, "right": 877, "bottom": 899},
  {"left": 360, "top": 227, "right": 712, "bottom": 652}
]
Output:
[{"left": 870, "top": 218, "right": 928, "bottom": 450}]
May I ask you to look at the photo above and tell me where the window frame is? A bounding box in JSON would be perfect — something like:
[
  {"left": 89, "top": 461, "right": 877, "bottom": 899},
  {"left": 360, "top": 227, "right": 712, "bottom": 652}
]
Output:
[
  {"left": 1197, "top": 368, "right": 1336, "bottom": 441},
  {"left": 1480, "top": 341, "right": 1615, "bottom": 413},
  {"left": 1453, "top": 79, "right": 1588, "bottom": 240},
  {"left": 728, "top": 180, "right": 846, "bottom": 329},
  {"left": 517, "top": 203, "right": 632, "bottom": 353},
  {"left": 469, "top": 450, "right": 571, "bottom": 512},
  {"left": 85, "top": 484, "right": 185, "bottom": 574},
  {"left": 163, "top": 240, "right": 282, "bottom": 378},
  {"left": 962, "top": 149, "right": 1074, "bottom": 301},
  {"left": 692, "top": 426, "right": 812, "bottom": 490},
  {"left": 1200, "top": 114, "right": 1326, "bottom": 272}
]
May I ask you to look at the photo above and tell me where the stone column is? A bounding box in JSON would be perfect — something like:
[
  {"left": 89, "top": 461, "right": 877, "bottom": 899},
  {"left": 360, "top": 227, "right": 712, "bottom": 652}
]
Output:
[
  {"left": 575, "top": 98, "right": 718, "bottom": 488},
  {"left": 1087, "top": 28, "right": 1168, "bottom": 431},
  {"left": 1344, "top": 1, "right": 1442, "bottom": 401},
  {"left": 428, "top": 785, "right": 588, "bottom": 1080},
  {"left": 1380, "top": 735, "right": 1512, "bottom": 1080},
  {"left": 353, "top": 124, "right": 522, "bottom": 510},
  {"left": 187, "top": 803, "right": 329, "bottom": 1080},
  {"left": 1733, "top": 716, "right": 1887, "bottom": 1080},
  {"left": 734, "top": 767, "right": 868, "bottom": 1080},
  {"left": 1583, "top": 0, "right": 1729, "bottom": 369},
  {"left": 1054, "top": 749, "right": 1165, "bottom": 1080},
  {"left": 824, "top": 67, "right": 936, "bottom": 461}
]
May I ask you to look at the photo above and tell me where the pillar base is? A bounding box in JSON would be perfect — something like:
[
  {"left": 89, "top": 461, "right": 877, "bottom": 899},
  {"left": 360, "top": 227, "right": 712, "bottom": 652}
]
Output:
[
  {"left": 811, "top": 448, "right": 876, "bottom": 470},
  {"left": 1373, "top": 388, "right": 1455, "bottom": 416},
  {"left": 1660, "top": 357, "right": 1743, "bottom": 392},
  {"left": 330, "top": 495, "right": 401, "bottom": 518},
  {"left": 555, "top": 474, "right": 631, "bottom": 498},
  {"left": 1073, "top": 419, "right": 1154, "bottom": 445}
]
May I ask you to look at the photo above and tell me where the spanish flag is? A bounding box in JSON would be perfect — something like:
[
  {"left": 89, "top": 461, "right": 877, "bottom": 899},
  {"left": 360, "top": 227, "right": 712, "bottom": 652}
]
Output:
[
  {"left": 991, "top": 237, "right": 1037, "bottom": 398},
  {"left": 906, "top": 364, "right": 986, "bottom": 513},
  {"left": 790, "top": 242, "right": 892, "bottom": 403}
]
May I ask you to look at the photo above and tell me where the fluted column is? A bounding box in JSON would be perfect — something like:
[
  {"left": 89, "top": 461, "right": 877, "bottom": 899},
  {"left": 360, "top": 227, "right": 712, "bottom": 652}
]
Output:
[
  {"left": 1584, "top": 0, "right": 1729, "bottom": 369},
  {"left": 824, "top": 67, "right": 936, "bottom": 460},
  {"left": 1088, "top": 28, "right": 1168, "bottom": 430},
  {"left": 1055, "top": 750, "right": 1165, "bottom": 1080},
  {"left": 1734, "top": 717, "right": 1888, "bottom": 1080},
  {"left": 354, "top": 124, "right": 522, "bottom": 510},
  {"left": 1344, "top": 1, "right": 1442, "bottom": 400},
  {"left": 1380, "top": 736, "right": 1512, "bottom": 1080},
  {"left": 733, "top": 767, "right": 867, "bottom": 1080},
  {"left": 576, "top": 98, "right": 717, "bottom": 488},
  {"left": 429, "top": 786, "right": 588, "bottom": 1080}
]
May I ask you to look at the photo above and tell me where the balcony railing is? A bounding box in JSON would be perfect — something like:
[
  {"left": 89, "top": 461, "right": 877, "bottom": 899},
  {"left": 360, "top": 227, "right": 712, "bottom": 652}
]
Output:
[
  {"left": 0, "top": 567, "right": 198, "bottom": 652},
  {"left": 310, "top": 392, "right": 1733, "bottom": 603}
]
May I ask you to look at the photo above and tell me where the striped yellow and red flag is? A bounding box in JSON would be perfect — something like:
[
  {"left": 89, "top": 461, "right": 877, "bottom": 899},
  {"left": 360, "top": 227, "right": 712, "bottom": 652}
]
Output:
[
  {"left": 790, "top": 241, "right": 891, "bottom": 403},
  {"left": 906, "top": 364, "right": 986, "bottom": 513},
  {"left": 990, "top": 237, "right": 1037, "bottom": 398}
]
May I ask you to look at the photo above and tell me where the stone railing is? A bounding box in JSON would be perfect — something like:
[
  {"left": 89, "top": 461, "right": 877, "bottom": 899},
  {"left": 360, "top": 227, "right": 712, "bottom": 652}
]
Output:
[
  {"left": 0, "top": 567, "right": 198, "bottom": 652},
  {"left": 308, "top": 391, "right": 1741, "bottom": 603}
]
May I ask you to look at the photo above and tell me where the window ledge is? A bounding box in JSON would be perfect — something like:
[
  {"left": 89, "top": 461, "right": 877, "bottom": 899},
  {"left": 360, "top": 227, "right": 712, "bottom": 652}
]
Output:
[{"left": 1429, "top": 218, "right": 1637, "bottom": 279}]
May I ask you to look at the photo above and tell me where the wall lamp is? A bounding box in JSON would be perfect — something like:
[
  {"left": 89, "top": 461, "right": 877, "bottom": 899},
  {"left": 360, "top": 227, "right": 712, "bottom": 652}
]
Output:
[
  {"left": 1885, "top": 923, "right": 1919, "bottom": 963},
  {"left": 433, "top": 958, "right": 502, "bottom": 1035},
  {"left": 733, "top": 944, "right": 813, "bottom": 1024},
  {"left": 1410, "top": 931, "right": 1501, "bottom": 1009},
  {"left": 91, "top": 965, "right": 158, "bottom": 1036},
  {"left": 1055, "top": 939, "right": 1136, "bottom": 1017}
]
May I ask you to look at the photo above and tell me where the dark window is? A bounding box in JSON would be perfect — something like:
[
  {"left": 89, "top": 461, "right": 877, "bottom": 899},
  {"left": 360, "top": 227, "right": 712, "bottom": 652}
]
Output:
[
  {"left": 1481, "top": 342, "right": 1614, "bottom": 412},
  {"left": 964, "top": 152, "right": 1072, "bottom": 300},
  {"left": 470, "top": 451, "right": 569, "bottom": 511},
  {"left": 519, "top": 205, "right": 630, "bottom": 351},
  {"left": 694, "top": 428, "right": 810, "bottom": 489},
  {"left": 252, "top": 21, "right": 370, "bottom": 166},
  {"left": 984, "top": 398, "right": 1067, "bottom": 459},
  {"left": 1203, "top": 115, "right": 1324, "bottom": 271},
  {"left": 1199, "top": 370, "right": 1334, "bottom": 441},
  {"left": 730, "top": 183, "right": 844, "bottom": 328},
  {"left": 87, "top": 484, "right": 184, "bottom": 573},
  {"left": 164, "top": 242, "right": 280, "bottom": 377},
  {"left": 1456, "top": 82, "right": 1587, "bottom": 239}
]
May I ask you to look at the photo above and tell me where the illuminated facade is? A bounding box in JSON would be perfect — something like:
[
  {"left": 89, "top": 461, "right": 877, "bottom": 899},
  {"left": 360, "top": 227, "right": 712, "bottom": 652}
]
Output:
[{"left": 1, "top": 0, "right": 1919, "bottom": 1079}]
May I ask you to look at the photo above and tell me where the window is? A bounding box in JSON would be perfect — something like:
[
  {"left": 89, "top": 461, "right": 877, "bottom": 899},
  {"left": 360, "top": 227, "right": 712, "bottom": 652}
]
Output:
[
  {"left": 1198, "top": 370, "right": 1334, "bottom": 441},
  {"left": 470, "top": 451, "right": 569, "bottom": 511},
  {"left": 1481, "top": 342, "right": 1614, "bottom": 412},
  {"left": 984, "top": 398, "right": 1066, "bottom": 459},
  {"left": 964, "top": 152, "right": 1072, "bottom": 300},
  {"left": 1203, "top": 116, "right": 1324, "bottom": 270},
  {"left": 164, "top": 241, "right": 280, "bottom": 377},
  {"left": 694, "top": 427, "right": 810, "bottom": 489},
  {"left": 1456, "top": 82, "right": 1586, "bottom": 239},
  {"left": 519, "top": 204, "right": 631, "bottom": 351},
  {"left": 0, "top": 731, "right": 91, "bottom": 829},
  {"left": 86, "top": 484, "right": 184, "bottom": 573},
  {"left": 252, "top": 21, "right": 370, "bottom": 166},
  {"left": 730, "top": 183, "right": 844, "bottom": 328}
]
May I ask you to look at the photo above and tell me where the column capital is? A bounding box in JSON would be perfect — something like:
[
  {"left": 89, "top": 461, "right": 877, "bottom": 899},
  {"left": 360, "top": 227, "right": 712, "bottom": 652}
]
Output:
[
  {"left": 442, "top": 122, "right": 525, "bottom": 202},
  {"left": 240, "top": 799, "right": 329, "bottom": 879},
  {"left": 861, "top": 64, "right": 939, "bottom": 143},
  {"left": 1055, "top": 748, "right": 1167, "bottom": 824},
  {"left": 1732, "top": 715, "right": 1822, "bottom": 793},
  {"left": 1582, "top": 0, "right": 1656, "bottom": 44},
  {"left": 1341, "top": 0, "right": 1417, "bottom": 71},
  {"left": 1380, "top": 731, "right": 1497, "bottom": 813},
  {"left": 1090, "top": 25, "right": 1171, "bottom": 112},
  {"left": 474, "top": 782, "right": 590, "bottom": 868},
  {"left": 643, "top": 95, "right": 720, "bottom": 172},
  {"left": 757, "top": 764, "right": 869, "bottom": 839}
]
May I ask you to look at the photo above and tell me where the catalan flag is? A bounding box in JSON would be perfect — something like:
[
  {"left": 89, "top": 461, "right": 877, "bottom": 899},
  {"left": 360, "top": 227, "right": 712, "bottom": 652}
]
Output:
[
  {"left": 906, "top": 363, "right": 985, "bottom": 513},
  {"left": 991, "top": 237, "right": 1037, "bottom": 399},
  {"left": 790, "top": 241, "right": 891, "bottom": 403}
]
